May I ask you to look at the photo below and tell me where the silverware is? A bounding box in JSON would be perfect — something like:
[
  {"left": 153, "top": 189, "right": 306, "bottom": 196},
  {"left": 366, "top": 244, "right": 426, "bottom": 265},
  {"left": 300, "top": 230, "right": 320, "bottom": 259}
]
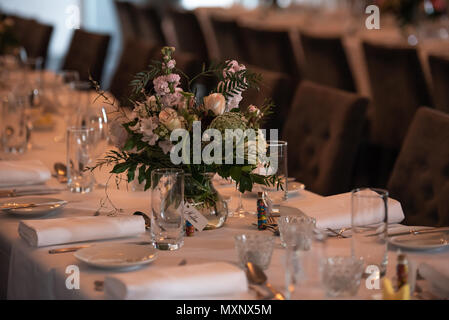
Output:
[
  {"left": 245, "top": 262, "right": 285, "bottom": 300},
  {"left": 0, "top": 200, "right": 67, "bottom": 210},
  {"left": 326, "top": 228, "right": 350, "bottom": 238},
  {"left": 48, "top": 241, "right": 154, "bottom": 254},
  {"left": 0, "top": 188, "right": 63, "bottom": 198},
  {"left": 53, "top": 162, "right": 68, "bottom": 183},
  {"left": 366, "top": 227, "right": 449, "bottom": 238}
]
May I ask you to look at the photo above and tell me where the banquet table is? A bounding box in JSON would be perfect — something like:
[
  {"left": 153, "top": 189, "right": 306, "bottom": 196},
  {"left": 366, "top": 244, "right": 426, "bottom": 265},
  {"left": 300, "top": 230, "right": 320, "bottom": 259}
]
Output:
[{"left": 0, "top": 75, "right": 449, "bottom": 301}]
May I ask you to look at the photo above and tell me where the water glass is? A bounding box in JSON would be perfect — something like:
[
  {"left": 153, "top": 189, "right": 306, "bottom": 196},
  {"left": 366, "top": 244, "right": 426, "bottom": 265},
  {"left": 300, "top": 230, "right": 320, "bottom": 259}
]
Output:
[
  {"left": 234, "top": 234, "right": 274, "bottom": 270},
  {"left": 351, "top": 188, "right": 388, "bottom": 276},
  {"left": 322, "top": 256, "right": 364, "bottom": 297},
  {"left": 151, "top": 168, "right": 184, "bottom": 250},
  {"left": 66, "top": 127, "right": 95, "bottom": 193},
  {"left": 285, "top": 228, "right": 328, "bottom": 299},
  {"left": 1, "top": 94, "right": 30, "bottom": 154},
  {"left": 263, "top": 141, "right": 288, "bottom": 205},
  {"left": 278, "top": 215, "right": 316, "bottom": 248}
]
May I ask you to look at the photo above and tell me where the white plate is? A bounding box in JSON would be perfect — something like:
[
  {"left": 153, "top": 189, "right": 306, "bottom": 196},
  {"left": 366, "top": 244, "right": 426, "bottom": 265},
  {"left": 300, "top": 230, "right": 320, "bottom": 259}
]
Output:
[
  {"left": 75, "top": 243, "right": 157, "bottom": 270},
  {"left": 389, "top": 232, "right": 449, "bottom": 250},
  {"left": 0, "top": 197, "right": 66, "bottom": 217}
]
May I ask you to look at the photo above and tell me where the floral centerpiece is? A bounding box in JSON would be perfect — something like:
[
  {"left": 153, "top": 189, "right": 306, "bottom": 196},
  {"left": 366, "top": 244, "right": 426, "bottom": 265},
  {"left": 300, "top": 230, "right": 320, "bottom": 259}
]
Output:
[
  {"left": 91, "top": 47, "right": 279, "bottom": 228},
  {"left": 376, "top": 0, "right": 448, "bottom": 27}
]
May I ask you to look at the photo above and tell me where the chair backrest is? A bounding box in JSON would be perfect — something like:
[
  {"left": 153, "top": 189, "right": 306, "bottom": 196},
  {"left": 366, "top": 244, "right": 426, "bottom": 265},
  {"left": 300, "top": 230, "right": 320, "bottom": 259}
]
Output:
[
  {"left": 114, "top": 1, "right": 139, "bottom": 40},
  {"left": 140, "top": 6, "right": 166, "bottom": 46},
  {"left": 429, "top": 54, "right": 449, "bottom": 114},
  {"left": 9, "top": 15, "right": 35, "bottom": 45},
  {"left": 109, "top": 39, "right": 157, "bottom": 105},
  {"left": 209, "top": 15, "right": 244, "bottom": 62},
  {"left": 22, "top": 21, "right": 53, "bottom": 66},
  {"left": 283, "top": 81, "right": 368, "bottom": 195},
  {"left": 362, "top": 41, "right": 432, "bottom": 149},
  {"left": 242, "top": 65, "right": 295, "bottom": 132},
  {"left": 300, "top": 32, "right": 355, "bottom": 92},
  {"left": 62, "top": 29, "right": 110, "bottom": 82},
  {"left": 167, "top": 8, "right": 209, "bottom": 62},
  {"left": 387, "top": 107, "right": 449, "bottom": 227},
  {"left": 239, "top": 25, "right": 300, "bottom": 81}
]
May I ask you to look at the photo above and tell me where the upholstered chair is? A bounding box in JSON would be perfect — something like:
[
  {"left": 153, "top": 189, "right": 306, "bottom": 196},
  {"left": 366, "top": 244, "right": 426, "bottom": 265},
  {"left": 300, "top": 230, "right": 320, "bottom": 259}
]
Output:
[
  {"left": 429, "top": 54, "right": 449, "bottom": 114},
  {"left": 283, "top": 81, "right": 368, "bottom": 196},
  {"left": 387, "top": 107, "right": 449, "bottom": 227}
]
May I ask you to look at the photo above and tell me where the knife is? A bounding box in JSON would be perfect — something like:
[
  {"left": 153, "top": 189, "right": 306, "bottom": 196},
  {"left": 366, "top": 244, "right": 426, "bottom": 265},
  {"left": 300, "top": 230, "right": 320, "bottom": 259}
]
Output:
[
  {"left": 0, "top": 188, "right": 64, "bottom": 198},
  {"left": 0, "top": 200, "right": 68, "bottom": 210},
  {"left": 366, "top": 227, "right": 449, "bottom": 238}
]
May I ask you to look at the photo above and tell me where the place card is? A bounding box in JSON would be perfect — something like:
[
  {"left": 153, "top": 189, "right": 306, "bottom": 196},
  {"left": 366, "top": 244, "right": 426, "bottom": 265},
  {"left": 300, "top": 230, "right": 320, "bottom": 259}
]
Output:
[{"left": 184, "top": 203, "right": 209, "bottom": 231}]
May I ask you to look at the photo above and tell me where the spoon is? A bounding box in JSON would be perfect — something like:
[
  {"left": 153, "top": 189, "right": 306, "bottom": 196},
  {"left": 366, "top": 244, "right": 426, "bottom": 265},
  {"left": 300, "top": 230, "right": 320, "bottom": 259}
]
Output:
[
  {"left": 133, "top": 211, "right": 151, "bottom": 229},
  {"left": 245, "top": 262, "right": 285, "bottom": 300},
  {"left": 54, "top": 162, "right": 68, "bottom": 183}
]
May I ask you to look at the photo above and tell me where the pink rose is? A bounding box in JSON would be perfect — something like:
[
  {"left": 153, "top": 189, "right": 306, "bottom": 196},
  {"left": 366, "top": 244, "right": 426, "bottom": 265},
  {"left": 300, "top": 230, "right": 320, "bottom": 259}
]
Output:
[
  {"left": 203, "top": 93, "right": 226, "bottom": 115},
  {"left": 159, "top": 107, "right": 182, "bottom": 130}
]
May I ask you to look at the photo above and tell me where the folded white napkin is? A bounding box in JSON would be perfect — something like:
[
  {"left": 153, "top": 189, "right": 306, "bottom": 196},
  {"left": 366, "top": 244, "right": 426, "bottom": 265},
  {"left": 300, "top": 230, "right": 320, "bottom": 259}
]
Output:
[
  {"left": 295, "top": 192, "right": 404, "bottom": 230},
  {"left": 418, "top": 261, "right": 449, "bottom": 299},
  {"left": 105, "top": 262, "right": 248, "bottom": 300},
  {"left": 0, "top": 160, "right": 51, "bottom": 187},
  {"left": 18, "top": 216, "right": 145, "bottom": 247}
]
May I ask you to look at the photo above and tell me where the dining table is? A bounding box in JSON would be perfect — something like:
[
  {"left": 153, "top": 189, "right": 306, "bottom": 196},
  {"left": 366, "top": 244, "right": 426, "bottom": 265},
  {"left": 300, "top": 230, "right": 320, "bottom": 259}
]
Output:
[{"left": 0, "top": 70, "right": 448, "bottom": 300}]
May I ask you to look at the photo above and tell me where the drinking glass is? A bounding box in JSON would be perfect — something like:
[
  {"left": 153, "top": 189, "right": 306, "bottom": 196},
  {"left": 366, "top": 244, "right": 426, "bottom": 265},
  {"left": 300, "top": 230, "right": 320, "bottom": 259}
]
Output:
[
  {"left": 351, "top": 188, "right": 389, "bottom": 276},
  {"left": 285, "top": 228, "right": 328, "bottom": 299},
  {"left": 278, "top": 215, "right": 316, "bottom": 248},
  {"left": 151, "top": 168, "right": 185, "bottom": 250},
  {"left": 262, "top": 141, "right": 288, "bottom": 206},
  {"left": 321, "top": 256, "right": 364, "bottom": 297},
  {"left": 234, "top": 234, "right": 274, "bottom": 270},
  {"left": 66, "top": 127, "right": 95, "bottom": 193},
  {"left": 1, "top": 94, "right": 30, "bottom": 154}
]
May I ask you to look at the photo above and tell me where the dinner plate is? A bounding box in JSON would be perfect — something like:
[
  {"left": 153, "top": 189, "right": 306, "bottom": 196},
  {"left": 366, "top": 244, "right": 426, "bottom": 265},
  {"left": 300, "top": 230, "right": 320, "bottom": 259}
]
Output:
[
  {"left": 389, "top": 232, "right": 449, "bottom": 250},
  {"left": 0, "top": 197, "right": 67, "bottom": 217},
  {"left": 75, "top": 243, "right": 158, "bottom": 270}
]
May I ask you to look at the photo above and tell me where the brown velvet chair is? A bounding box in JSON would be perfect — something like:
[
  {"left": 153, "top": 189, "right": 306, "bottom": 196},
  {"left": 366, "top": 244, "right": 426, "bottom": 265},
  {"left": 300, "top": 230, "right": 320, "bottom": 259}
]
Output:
[
  {"left": 387, "top": 107, "right": 449, "bottom": 227},
  {"left": 429, "top": 54, "right": 449, "bottom": 114},
  {"left": 62, "top": 29, "right": 110, "bottom": 82},
  {"left": 363, "top": 41, "right": 432, "bottom": 149},
  {"left": 166, "top": 8, "right": 209, "bottom": 62},
  {"left": 114, "top": 1, "right": 139, "bottom": 40},
  {"left": 22, "top": 21, "right": 53, "bottom": 66},
  {"left": 109, "top": 39, "right": 157, "bottom": 105},
  {"left": 239, "top": 25, "right": 300, "bottom": 81},
  {"left": 242, "top": 65, "right": 295, "bottom": 132},
  {"left": 283, "top": 81, "right": 368, "bottom": 196},
  {"left": 209, "top": 15, "right": 244, "bottom": 62},
  {"left": 9, "top": 15, "right": 35, "bottom": 46},
  {"left": 140, "top": 6, "right": 166, "bottom": 46},
  {"left": 300, "top": 32, "right": 355, "bottom": 92}
]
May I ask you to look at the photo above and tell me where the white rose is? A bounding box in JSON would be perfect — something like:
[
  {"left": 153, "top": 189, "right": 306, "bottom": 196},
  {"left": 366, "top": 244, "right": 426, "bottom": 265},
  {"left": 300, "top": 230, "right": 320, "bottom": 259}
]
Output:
[
  {"left": 159, "top": 107, "right": 182, "bottom": 131},
  {"left": 204, "top": 93, "right": 226, "bottom": 116}
]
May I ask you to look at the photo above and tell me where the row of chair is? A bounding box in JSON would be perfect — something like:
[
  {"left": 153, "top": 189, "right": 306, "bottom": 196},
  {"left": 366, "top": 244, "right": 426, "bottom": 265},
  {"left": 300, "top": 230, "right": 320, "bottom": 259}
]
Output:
[{"left": 286, "top": 81, "right": 449, "bottom": 227}]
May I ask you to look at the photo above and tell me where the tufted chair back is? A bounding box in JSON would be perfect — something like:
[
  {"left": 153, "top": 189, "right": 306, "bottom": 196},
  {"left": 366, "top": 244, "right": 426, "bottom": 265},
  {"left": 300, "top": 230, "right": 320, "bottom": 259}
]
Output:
[
  {"left": 239, "top": 25, "right": 300, "bottom": 81},
  {"left": 362, "top": 41, "right": 432, "bottom": 149},
  {"left": 210, "top": 15, "right": 244, "bottom": 62},
  {"left": 166, "top": 8, "right": 209, "bottom": 62},
  {"left": 109, "top": 39, "right": 157, "bottom": 105},
  {"left": 114, "top": 1, "right": 139, "bottom": 41},
  {"left": 62, "top": 29, "right": 110, "bottom": 82},
  {"left": 387, "top": 107, "right": 449, "bottom": 227},
  {"left": 300, "top": 32, "right": 355, "bottom": 92},
  {"left": 283, "top": 81, "right": 368, "bottom": 196},
  {"left": 242, "top": 65, "right": 295, "bottom": 132},
  {"left": 429, "top": 54, "right": 449, "bottom": 114},
  {"left": 22, "top": 21, "right": 53, "bottom": 67}
]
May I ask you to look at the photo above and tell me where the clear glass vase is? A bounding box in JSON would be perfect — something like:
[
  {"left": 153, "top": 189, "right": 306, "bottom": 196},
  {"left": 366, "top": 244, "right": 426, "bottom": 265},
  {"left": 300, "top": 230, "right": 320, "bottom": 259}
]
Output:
[{"left": 185, "top": 173, "right": 229, "bottom": 230}]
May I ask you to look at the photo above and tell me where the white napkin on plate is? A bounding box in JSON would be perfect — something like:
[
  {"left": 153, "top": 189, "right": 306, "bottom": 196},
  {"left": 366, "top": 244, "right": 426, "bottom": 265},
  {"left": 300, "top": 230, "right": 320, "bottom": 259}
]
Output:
[
  {"left": 418, "top": 261, "right": 449, "bottom": 299},
  {"left": 295, "top": 192, "right": 404, "bottom": 230},
  {"left": 18, "top": 215, "right": 145, "bottom": 247},
  {"left": 105, "top": 262, "right": 248, "bottom": 300},
  {"left": 0, "top": 160, "right": 51, "bottom": 187}
]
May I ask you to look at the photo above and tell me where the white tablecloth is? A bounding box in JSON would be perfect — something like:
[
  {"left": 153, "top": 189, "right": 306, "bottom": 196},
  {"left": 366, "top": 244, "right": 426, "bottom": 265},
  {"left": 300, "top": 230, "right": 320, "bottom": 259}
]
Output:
[{"left": 1, "top": 73, "right": 448, "bottom": 300}]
